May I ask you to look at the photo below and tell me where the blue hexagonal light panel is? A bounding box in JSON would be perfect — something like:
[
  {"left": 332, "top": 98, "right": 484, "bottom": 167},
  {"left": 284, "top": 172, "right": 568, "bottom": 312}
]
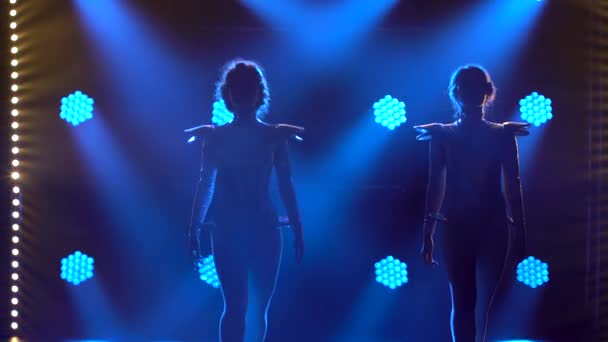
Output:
[
  {"left": 516, "top": 256, "right": 550, "bottom": 288},
  {"left": 198, "top": 255, "right": 220, "bottom": 289},
  {"left": 60, "top": 251, "right": 95, "bottom": 286},
  {"left": 374, "top": 255, "right": 409, "bottom": 289},
  {"left": 60, "top": 91, "right": 95, "bottom": 126},
  {"left": 519, "top": 92, "right": 553, "bottom": 127},
  {"left": 212, "top": 100, "right": 234, "bottom": 126},
  {"left": 373, "top": 95, "right": 407, "bottom": 130}
]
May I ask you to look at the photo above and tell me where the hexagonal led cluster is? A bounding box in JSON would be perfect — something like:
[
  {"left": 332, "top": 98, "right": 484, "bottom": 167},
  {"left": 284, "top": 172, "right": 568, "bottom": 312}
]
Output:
[
  {"left": 373, "top": 95, "right": 407, "bottom": 130},
  {"left": 374, "top": 255, "right": 408, "bottom": 289},
  {"left": 60, "top": 91, "right": 95, "bottom": 126},
  {"left": 519, "top": 92, "right": 553, "bottom": 127},
  {"left": 198, "top": 255, "right": 220, "bottom": 289},
  {"left": 60, "top": 251, "right": 95, "bottom": 286},
  {"left": 516, "top": 256, "right": 550, "bottom": 288},
  {"left": 211, "top": 100, "right": 234, "bottom": 126}
]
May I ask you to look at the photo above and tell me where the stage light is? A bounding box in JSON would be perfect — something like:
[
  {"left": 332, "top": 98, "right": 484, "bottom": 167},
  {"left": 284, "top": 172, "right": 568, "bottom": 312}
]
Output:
[
  {"left": 11, "top": 109, "right": 18, "bottom": 116},
  {"left": 12, "top": 147, "right": 19, "bottom": 154},
  {"left": 60, "top": 91, "right": 95, "bottom": 126},
  {"left": 10, "top": 34, "right": 18, "bottom": 41},
  {"left": 12, "top": 211, "right": 19, "bottom": 218},
  {"left": 12, "top": 199, "right": 19, "bottom": 206},
  {"left": 11, "top": 47, "right": 18, "bottom": 54},
  {"left": 60, "top": 251, "right": 95, "bottom": 285},
  {"left": 373, "top": 95, "right": 407, "bottom": 130},
  {"left": 11, "top": 249, "right": 18, "bottom": 256},
  {"left": 13, "top": 186, "right": 19, "bottom": 193},
  {"left": 197, "top": 255, "right": 220, "bottom": 289},
  {"left": 11, "top": 286, "right": 18, "bottom": 293},
  {"left": 11, "top": 322, "right": 17, "bottom": 330},
  {"left": 12, "top": 224, "right": 19, "bottom": 231},
  {"left": 11, "top": 172, "right": 19, "bottom": 180},
  {"left": 9, "top": 10, "right": 16, "bottom": 17},
  {"left": 10, "top": 22, "right": 16, "bottom": 29},
  {"left": 12, "top": 237, "right": 19, "bottom": 243},
  {"left": 374, "top": 256, "right": 409, "bottom": 289},
  {"left": 11, "top": 97, "right": 18, "bottom": 104},
  {"left": 519, "top": 92, "right": 553, "bottom": 127},
  {"left": 11, "top": 134, "right": 18, "bottom": 141},
  {"left": 11, "top": 310, "right": 18, "bottom": 317},
  {"left": 11, "top": 261, "right": 18, "bottom": 268},
  {"left": 11, "top": 298, "right": 18, "bottom": 305},
  {"left": 517, "top": 256, "right": 549, "bottom": 288},
  {"left": 12, "top": 122, "right": 18, "bottom": 129},
  {"left": 10, "top": 0, "right": 17, "bottom": 4},
  {"left": 11, "top": 59, "right": 18, "bottom": 66},
  {"left": 11, "top": 72, "right": 18, "bottom": 79},
  {"left": 211, "top": 100, "right": 234, "bottom": 126},
  {"left": 12, "top": 160, "right": 19, "bottom": 167},
  {"left": 11, "top": 274, "right": 18, "bottom": 280},
  {"left": 11, "top": 84, "right": 18, "bottom": 91}
]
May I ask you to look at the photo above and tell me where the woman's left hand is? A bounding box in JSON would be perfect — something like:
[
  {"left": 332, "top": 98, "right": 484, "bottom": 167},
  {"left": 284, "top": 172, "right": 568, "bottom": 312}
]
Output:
[{"left": 421, "top": 233, "right": 439, "bottom": 268}]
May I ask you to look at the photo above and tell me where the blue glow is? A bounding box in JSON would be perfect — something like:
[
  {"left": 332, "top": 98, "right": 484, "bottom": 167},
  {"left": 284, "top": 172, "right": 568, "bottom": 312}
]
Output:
[
  {"left": 519, "top": 92, "right": 553, "bottom": 127},
  {"left": 60, "top": 91, "right": 95, "bottom": 126},
  {"left": 374, "top": 256, "right": 408, "bottom": 289},
  {"left": 60, "top": 251, "right": 95, "bottom": 286},
  {"left": 211, "top": 100, "right": 234, "bottom": 126},
  {"left": 198, "top": 255, "right": 220, "bottom": 289},
  {"left": 373, "top": 95, "right": 407, "bottom": 130},
  {"left": 516, "top": 256, "right": 550, "bottom": 288}
]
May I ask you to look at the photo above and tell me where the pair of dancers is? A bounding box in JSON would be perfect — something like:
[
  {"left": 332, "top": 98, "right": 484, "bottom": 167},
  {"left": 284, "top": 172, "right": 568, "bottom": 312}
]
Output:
[{"left": 187, "top": 60, "right": 528, "bottom": 342}]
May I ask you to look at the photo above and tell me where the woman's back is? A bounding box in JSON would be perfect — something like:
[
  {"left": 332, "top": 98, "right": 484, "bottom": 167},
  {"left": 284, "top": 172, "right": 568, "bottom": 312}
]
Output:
[
  {"left": 205, "top": 122, "right": 283, "bottom": 226},
  {"left": 436, "top": 119, "right": 507, "bottom": 221}
]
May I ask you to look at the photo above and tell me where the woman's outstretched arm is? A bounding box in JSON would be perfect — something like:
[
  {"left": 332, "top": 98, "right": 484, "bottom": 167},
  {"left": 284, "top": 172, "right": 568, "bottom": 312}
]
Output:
[
  {"left": 422, "top": 138, "right": 446, "bottom": 265},
  {"left": 274, "top": 140, "right": 303, "bottom": 263}
]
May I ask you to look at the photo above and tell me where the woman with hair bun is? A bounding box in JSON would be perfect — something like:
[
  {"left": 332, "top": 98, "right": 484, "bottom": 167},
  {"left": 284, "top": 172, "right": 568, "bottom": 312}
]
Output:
[
  {"left": 187, "top": 59, "right": 304, "bottom": 342},
  {"left": 414, "top": 65, "right": 528, "bottom": 342}
]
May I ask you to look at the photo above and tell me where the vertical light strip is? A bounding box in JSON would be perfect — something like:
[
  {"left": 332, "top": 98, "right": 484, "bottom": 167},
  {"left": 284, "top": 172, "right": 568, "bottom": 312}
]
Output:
[{"left": 8, "top": 0, "right": 21, "bottom": 335}]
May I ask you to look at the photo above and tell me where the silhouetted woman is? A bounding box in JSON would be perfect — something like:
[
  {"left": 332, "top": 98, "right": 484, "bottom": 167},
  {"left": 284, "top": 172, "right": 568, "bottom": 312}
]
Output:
[
  {"left": 187, "top": 59, "right": 304, "bottom": 342},
  {"left": 414, "top": 65, "right": 528, "bottom": 342}
]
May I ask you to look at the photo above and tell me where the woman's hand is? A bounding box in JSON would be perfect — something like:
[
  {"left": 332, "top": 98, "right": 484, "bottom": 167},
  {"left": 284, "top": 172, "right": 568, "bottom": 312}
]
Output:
[
  {"left": 421, "top": 233, "right": 439, "bottom": 268},
  {"left": 188, "top": 223, "right": 202, "bottom": 269}
]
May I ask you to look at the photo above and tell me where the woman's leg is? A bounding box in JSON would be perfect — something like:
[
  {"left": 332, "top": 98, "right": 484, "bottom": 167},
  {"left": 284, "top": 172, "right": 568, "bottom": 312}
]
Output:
[
  {"left": 212, "top": 229, "right": 248, "bottom": 342},
  {"left": 477, "top": 219, "right": 509, "bottom": 342},
  {"left": 249, "top": 228, "right": 283, "bottom": 342},
  {"left": 442, "top": 224, "right": 479, "bottom": 342}
]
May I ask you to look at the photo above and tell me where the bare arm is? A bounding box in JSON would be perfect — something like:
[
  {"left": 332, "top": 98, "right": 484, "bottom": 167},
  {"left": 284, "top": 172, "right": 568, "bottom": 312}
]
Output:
[
  {"left": 423, "top": 138, "right": 447, "bottom": 236},
  {"left": 274, "top": 141, "right": 301, "bottom": 230},
  {"left": 190, "top": 139, "right": 217, "bottom": 229},
  {"left": 502, "top": 134, "right": 526, "bottom": 231}
]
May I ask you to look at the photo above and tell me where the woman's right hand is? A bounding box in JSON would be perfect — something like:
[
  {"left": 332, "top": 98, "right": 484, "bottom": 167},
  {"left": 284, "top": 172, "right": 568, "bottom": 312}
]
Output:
[
  {"left": 421, "top": 233, "right": 439, "bottom": 267},
  {"left": 188, "top": 223, "right": 202, "bottom": 269}
]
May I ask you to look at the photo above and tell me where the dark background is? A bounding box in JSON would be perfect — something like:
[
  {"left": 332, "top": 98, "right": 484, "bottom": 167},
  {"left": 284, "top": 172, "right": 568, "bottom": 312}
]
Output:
[{"left": 0, "top": 0, "right": 597, "bottom": 341}]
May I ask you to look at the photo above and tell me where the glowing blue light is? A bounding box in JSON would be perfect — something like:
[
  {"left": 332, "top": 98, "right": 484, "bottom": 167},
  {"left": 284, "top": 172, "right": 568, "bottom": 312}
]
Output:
[
  {"left": 374, "top": 256, "right": 408, "bottom": 289},
  {"left": 516, "top": 256, "right": 549, "bottom": 288},
  {"left": 373, "top": 95, "right": 407, "bottom": 130},
  {"left": 60, "top": 251, "right": 95, "bottom": 286},
  {"left": 59, "top": 91, "right": 95, "bottom": 126},
  {"left": 198, "top": 255, "right": 220, "bottom": 289},
  {"left": 519, "top": 92, "right": 553, "bottom": 127},
  {"left": 211, "top": 100, "right": 234, "bottom": 126}
]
